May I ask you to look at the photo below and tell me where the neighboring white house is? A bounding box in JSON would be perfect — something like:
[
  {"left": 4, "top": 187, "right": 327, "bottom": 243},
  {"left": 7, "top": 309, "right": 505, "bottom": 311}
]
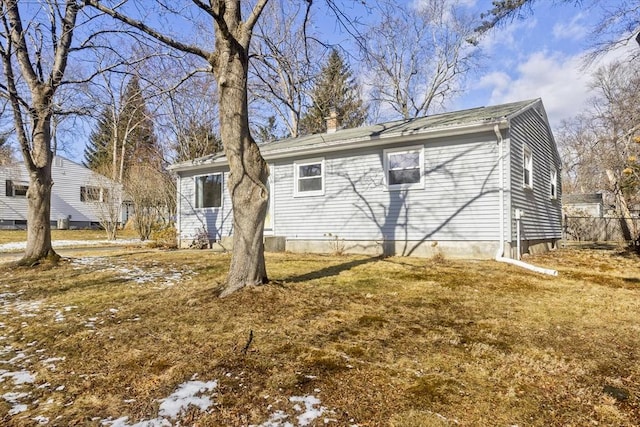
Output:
[
  {"left": 563, "top": 193, "right": 604, "bottom": 218},
  {"left": 169, "top": 99, "right": 563, "bottom": 259},
  {"left": 0, "top": 155, "right": 129, "bottom": 229}
]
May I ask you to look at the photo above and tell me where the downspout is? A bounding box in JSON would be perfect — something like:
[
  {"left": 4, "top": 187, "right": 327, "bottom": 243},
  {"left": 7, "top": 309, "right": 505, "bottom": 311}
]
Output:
[
  {"left": 493, "top": 124, "right": 558, "bottom": 276},
  {"left": 176, "top": 174, "right": 182, "bottom": 248}
]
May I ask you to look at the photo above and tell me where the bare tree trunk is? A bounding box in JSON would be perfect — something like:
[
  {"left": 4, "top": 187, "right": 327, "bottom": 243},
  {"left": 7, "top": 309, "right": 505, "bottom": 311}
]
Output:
[
  {"left": 606, "top": 169, "right": 638, "bottom": 241},
  {"left": 214, "top": 28, "right": 269, "bottom": 297},
  {"left": 21, "top": 119, "right": 59, "bottom": 265}
]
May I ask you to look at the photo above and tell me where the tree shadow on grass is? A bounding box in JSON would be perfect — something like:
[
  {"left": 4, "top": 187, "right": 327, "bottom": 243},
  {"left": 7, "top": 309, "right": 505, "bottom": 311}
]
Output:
[{"left": 283, "top": 256, "right": 383, "bottom": 284}]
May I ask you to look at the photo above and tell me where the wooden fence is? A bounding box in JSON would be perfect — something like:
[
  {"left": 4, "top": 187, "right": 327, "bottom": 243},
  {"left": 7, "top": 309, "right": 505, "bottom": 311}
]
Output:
[{"left": 563, "top": 216, "right": 640, "bottom": 242}]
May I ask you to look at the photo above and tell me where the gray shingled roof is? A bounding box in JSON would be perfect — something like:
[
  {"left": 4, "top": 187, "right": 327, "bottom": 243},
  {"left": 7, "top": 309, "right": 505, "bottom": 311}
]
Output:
[{"left": 170, "top": 99, "right": 540, "bottom": 171}]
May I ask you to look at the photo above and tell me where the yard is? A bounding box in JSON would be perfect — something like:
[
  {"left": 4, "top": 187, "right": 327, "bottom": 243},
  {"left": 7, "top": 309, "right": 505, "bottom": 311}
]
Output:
[{"left": 0, "top": 244, "right": 638, "bottom": 426}]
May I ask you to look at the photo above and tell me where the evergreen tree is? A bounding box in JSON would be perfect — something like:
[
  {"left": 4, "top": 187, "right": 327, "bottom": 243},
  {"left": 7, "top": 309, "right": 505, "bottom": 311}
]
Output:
[
  {"left": 84, "top": 75, "right": 160, "bottom": 181},
  {"left": 299, "top": 50, "right": 367, "bottom": 135},
  {"left": 120, "top": 75, "right": 160, "bottom": 173},
  {"left": 174, "top": 120, "right": 222, "bottom": 162},
  {"left": 84, "top": 107, "right": 115, "bottom": 173}
]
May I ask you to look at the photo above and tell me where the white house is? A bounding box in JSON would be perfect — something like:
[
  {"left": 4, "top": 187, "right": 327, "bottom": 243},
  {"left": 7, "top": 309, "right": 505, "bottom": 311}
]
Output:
[
  {"left": 169, "top": 99, "right": 562, "bottom": 259},
  {"left": 0, "top": 155, "right": 129, "bottom": 229}
]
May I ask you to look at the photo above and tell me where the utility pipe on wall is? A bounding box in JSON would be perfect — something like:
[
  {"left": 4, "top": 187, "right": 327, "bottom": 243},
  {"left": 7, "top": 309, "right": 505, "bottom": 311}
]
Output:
[{"left": 493, "top": 125, "right": 558, "bottom": 276}]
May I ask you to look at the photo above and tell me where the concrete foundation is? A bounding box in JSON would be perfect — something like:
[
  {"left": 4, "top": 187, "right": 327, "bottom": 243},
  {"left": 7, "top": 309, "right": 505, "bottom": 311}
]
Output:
[{"left": 178, "top": 234, "right": 559, "bottom": 259}]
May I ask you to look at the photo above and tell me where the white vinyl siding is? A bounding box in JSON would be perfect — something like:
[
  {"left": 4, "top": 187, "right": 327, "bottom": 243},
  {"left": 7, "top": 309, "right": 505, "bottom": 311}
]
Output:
[
  {"left": 0, "top": 156, "right": 125, "bottom": 225},
  {"left": 384, "top": 146, "right": 424, "bottom": 190},
  {"left": 272, "top": 134, "right": 500, "bottom": 242},
  {"left": 509, "top": 107, "right": 562, "bottom": 241},
  {"left": 294, "top": 158, "right": 324, "bottom": 197},
  {"left": 177, "top": 168, "right": 233, "bottom": 243}
]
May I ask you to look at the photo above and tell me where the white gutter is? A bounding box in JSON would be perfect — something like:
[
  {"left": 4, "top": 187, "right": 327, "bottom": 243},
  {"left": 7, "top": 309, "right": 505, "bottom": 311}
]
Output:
[
  {"left": 169, "top": 121, "right": 509, "bottom": 173},
  {"left": 493, "top": 125, "right": 558, "bottom": 276}
]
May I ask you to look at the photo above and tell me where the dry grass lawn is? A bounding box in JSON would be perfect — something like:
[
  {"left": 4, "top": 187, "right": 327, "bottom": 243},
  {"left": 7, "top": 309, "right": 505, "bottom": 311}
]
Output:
[{"left": 0, "top": 247, "right": 639, "bottom": 426}]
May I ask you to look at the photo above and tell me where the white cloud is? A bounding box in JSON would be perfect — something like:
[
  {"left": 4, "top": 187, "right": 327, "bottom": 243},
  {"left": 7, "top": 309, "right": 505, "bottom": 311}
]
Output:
[
  {"left": 553, "top": 13, "right": 588, "bottom": 41},
  {"left": 476, "top": 51, "right": 592, "bottom": 127}
]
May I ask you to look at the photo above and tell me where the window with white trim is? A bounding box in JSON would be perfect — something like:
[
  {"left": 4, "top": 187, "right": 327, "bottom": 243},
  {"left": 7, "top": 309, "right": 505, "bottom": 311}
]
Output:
[
  {"left": 195, "top": 173, "right": 223, "bottom": 208},
  {"left": 5, "top": 180, "right": 28, "bottom": 197},
  {"left": 550, "top": 166, "right": 558, "bottom": 199},
  {"left": 294, "top": 158, "right": 324, "bottom": 196},
  {"left": 81, "top": 186, "right": 109, "bottom": 202},
  {"left": 523, "top": 146, "right": 533, "bottom": 189},
  {"left": 384, "top": 146, "right": 424, "bottom": 190}
]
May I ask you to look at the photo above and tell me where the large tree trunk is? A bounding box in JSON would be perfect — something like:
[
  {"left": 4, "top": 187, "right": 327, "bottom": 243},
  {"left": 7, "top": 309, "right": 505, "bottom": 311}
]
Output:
[
  {"left": 20, "top": 120, "right": 59, "bottom": 265},
  {"left": 214, "top": 20, "right": 270, "bottom": 297},
  {"left": 606, "top": 169, "right": 638, "bottom": 243}
]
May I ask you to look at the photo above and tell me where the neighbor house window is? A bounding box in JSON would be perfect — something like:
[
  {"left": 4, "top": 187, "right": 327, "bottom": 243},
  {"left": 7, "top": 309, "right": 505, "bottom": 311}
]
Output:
[
  {"left": 550, "top": 167, "right": 558, "bottom": 199},
  {"left": 5, "top": 180, "right": 28, "bottom": 197},
  {"left": 523, "top": 146, "right": 533, "bottom": 189},
  {"left": 384, "top": 146, "right": 424, "bottom": 190},
  {"left": 195, "top": 173, "right": 223, "bottom": 208},
  {"left": 81, "top": 186, "right": 108, "bottom": 202},
  {"left": 294, "top": 158, "right": 324, "bottom": 196}
]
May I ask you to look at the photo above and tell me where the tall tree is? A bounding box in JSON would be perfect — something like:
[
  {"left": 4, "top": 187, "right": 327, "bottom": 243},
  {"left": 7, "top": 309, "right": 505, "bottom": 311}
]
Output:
[
  {"left": 84, "top": 74, "right": 161, "bottom": 182},
  {"left": 119, "top": 75, "right": 160, "bottom": 174},
  {"left": 249, "top": 0, "right": 321, "bottom": 138},
  {"left": 299, "top": 49, "right": 367, "bottom": 135},
  {"left": 557, "top": 60, "right": 640, "bottom": 241},
  {"left": 86, "top": 0, "right": 273, "bottom": 296},
  {"left": 84, "top": 106, "right": 115, "bottom": 171},
  {"left": 363, "top": 0, "right": 479, "bottom": 120},
  {"left": 0, "top": 0, "right": 81, "bottom": 265}
]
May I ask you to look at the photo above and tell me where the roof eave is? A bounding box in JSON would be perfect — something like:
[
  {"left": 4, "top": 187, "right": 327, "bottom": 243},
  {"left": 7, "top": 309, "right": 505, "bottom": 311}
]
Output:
[{"left": 169, "top": 119, "right": 510, "bottom": 173}]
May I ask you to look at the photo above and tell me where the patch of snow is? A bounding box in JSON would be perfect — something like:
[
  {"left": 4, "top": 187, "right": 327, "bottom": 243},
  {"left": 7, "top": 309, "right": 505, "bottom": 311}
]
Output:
[
  {"left": 69, "top": 257, "right": 195, "bottom": 287},
  {"left": 0, "top": 370, "right": 36, "bottom": 385},
  {"left": 0, "top": 239, "right": 144, "bottom": 253},
  {"left": 290, "top": 395, "right": 326, "bottom": 426},
  {"left": 3, "top": 391, "right": 30, "bottom": 415},
  {"left": 101, "top": 379, "right": 218, "bottom": 427},
  {"left": 32, "top": 415, "right": 50, "bottom": 425},
  {"left": 158, "top": 380, "right": 218, "bottom": 419},
  {"left": 253, "top": 410, "right": 293, "bottom": 427}
]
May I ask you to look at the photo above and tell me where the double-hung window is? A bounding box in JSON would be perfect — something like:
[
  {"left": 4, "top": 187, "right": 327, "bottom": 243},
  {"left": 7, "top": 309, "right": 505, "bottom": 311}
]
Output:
[
  {"left": 5, "top": 180, "right": 28, "bottom": 197},
  {"left": 523, "top": 146, "right": 533, "bottom": 189},
  {"left": 550, "top": 166, "right": 558, "bottom": 199},
  {"left": 195, "top": 173, "right": 223, "bottom": 208},
  {"left": 384, "top": 146, "right": 424, "bottom": 190},
  {"left": 294, "top": 158, "right": 324, "bottom": 196},
  {"left": 80, "top": 186, "right": 107, "bottom": 202}
]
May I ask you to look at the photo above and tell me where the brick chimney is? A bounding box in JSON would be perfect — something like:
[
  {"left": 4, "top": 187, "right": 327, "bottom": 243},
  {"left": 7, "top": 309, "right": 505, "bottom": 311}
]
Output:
[{"left": 325, "top": 109, "right": 339, "bottom": 133}]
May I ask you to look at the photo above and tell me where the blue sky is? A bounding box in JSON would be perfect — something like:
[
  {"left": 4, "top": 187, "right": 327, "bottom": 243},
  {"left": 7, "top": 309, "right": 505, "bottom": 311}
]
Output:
[
  {"left": 449, "top": 0, "right": 635, "bottom": 128},
  {"left": 57, "top": 0, "right": 635, "bottom": 162}
]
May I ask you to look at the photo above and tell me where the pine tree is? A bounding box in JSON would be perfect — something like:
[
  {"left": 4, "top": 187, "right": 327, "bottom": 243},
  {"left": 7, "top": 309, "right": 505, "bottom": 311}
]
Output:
[
  {"left": 299, "top": 50, "right": 367, "bottom": 135},
  {"left": 84, "top": 75, "right": 160, "bottom": 182},
  {"left": 84, "top": 107, "right": 115, "bottom": 174},
  {"left": 174, "top": 120, "right": 222, "bottom": 162},
  {"left": 119, "top": 75, "right": 160, "bottom": 174}
]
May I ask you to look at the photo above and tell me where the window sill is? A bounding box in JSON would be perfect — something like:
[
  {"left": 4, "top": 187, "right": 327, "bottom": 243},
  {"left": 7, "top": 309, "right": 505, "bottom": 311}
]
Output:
[{"left": 293, "top": 191, "right": 325, "bottom": 198}]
